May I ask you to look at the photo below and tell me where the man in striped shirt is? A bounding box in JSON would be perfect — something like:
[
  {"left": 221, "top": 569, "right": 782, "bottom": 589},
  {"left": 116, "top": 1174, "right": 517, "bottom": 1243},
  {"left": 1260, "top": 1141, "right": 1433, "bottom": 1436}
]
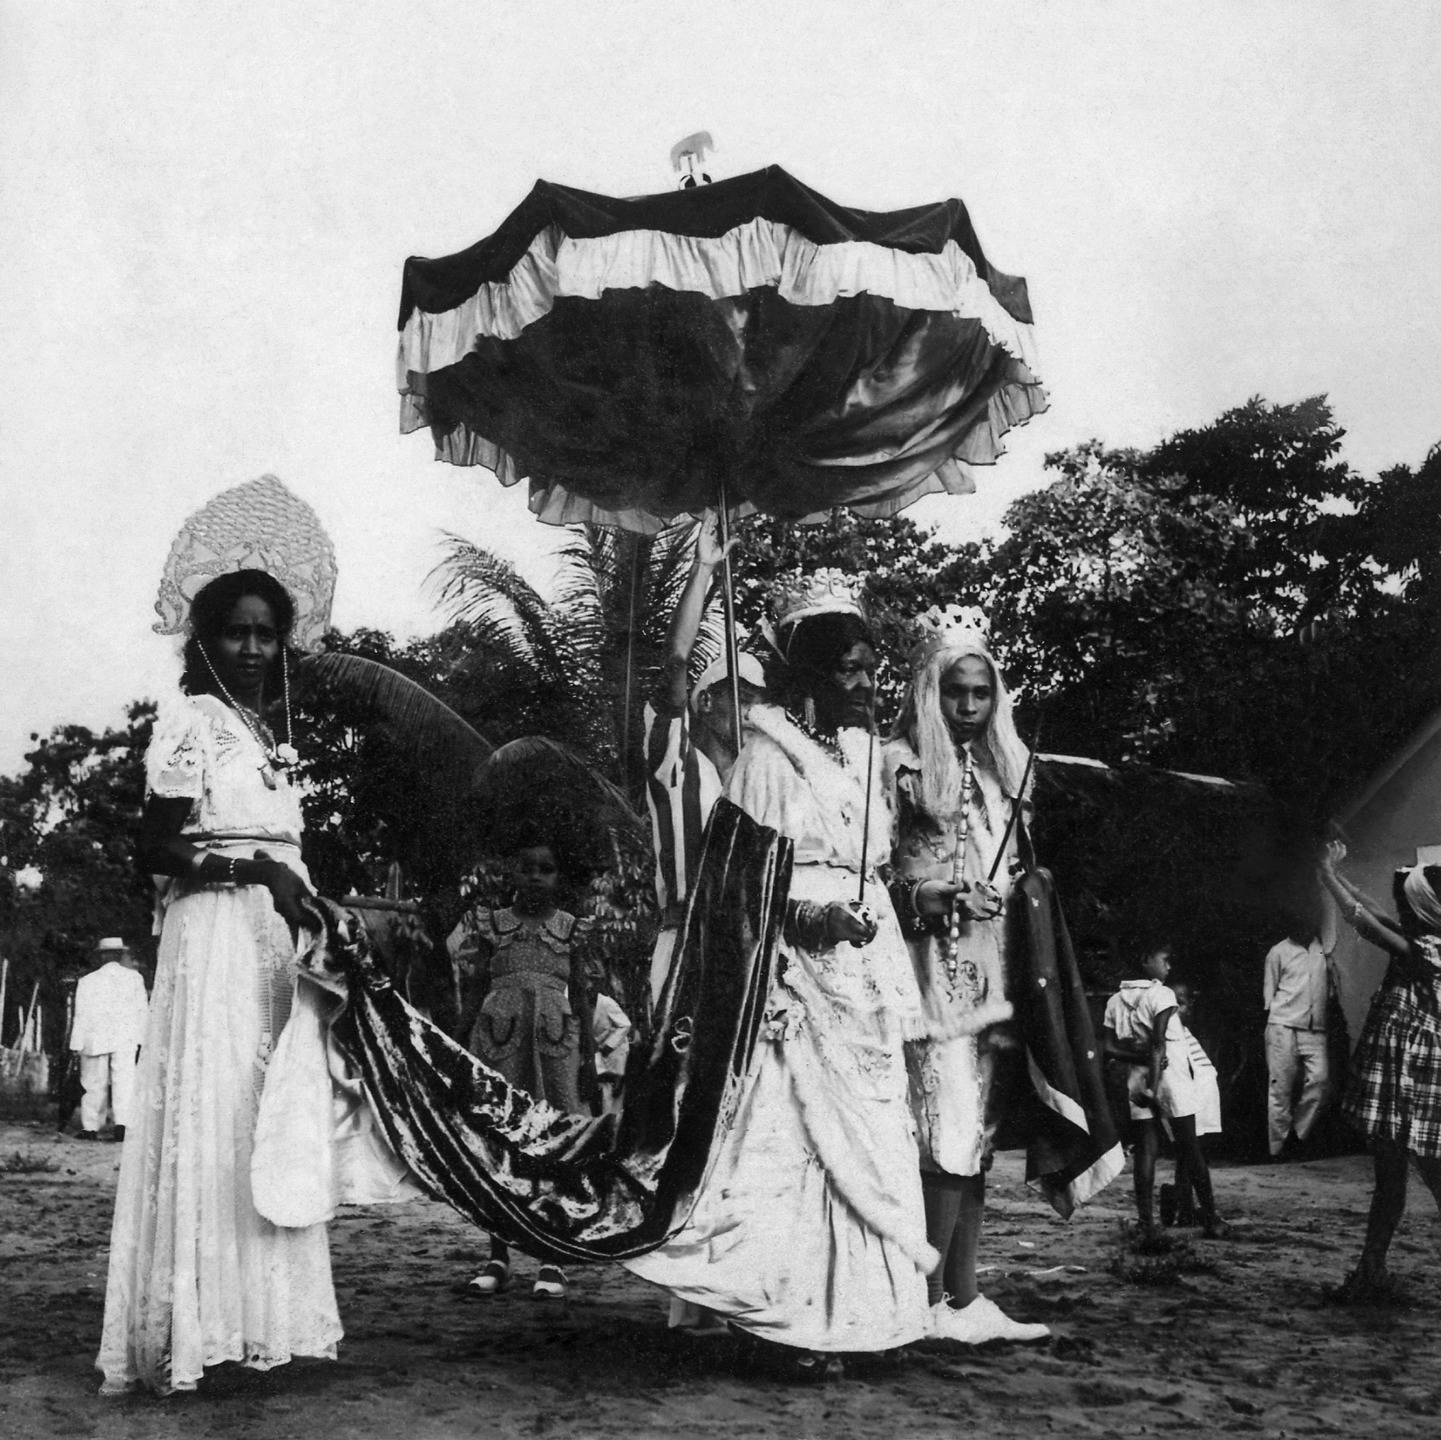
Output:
[{"left": 643, "top": 512, "right": 767, "bottom": 1007}]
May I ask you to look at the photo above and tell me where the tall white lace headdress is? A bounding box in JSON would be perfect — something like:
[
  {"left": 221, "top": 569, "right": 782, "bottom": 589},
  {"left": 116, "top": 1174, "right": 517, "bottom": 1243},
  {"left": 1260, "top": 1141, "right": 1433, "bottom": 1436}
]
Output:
[{"left": 153, "top": 475, "right": 337, "bottom": 650}]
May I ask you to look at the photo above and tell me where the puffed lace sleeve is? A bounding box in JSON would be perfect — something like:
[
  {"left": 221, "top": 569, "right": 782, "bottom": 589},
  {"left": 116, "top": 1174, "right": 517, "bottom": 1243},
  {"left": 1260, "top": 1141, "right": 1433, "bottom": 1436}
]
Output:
[{"left": 145, "top": 697, "right": 208, "bottom": 802}]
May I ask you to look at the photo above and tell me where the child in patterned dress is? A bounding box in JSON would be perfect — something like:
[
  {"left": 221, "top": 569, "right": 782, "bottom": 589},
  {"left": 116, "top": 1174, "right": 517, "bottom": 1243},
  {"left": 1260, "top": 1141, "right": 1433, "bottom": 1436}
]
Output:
[{"left": 447, "top": 833, "right": 596, "bottom": 1300}]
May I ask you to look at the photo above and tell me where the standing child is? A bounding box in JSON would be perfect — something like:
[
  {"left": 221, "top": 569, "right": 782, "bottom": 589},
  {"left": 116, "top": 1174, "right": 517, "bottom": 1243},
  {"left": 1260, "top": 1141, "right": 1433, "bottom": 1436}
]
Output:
[
  {"left": 1318, "top": 842, "right": 1441, "bottom": 1300},
  {"left": 1103, "top": 945, "right": 1228, "bottom": 1238},
  {"left": 1159, "top": 980, "right": 1222, "bottom": 1227},
  {"left": 447, "top": 832, "right": 596, "bottom": 1299}
]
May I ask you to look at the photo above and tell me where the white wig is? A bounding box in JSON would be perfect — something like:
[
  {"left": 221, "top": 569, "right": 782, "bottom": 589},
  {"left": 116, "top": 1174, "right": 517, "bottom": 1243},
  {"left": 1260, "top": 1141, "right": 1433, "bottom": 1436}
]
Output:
[{"left": 894, "top": 636, "right": 1031, "bottom": 823}]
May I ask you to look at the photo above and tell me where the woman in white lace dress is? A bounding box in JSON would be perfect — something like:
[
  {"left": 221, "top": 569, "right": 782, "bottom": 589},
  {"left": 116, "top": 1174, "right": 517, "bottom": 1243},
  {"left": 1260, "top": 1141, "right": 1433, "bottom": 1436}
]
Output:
[
  {"left": 626, "top": 572, "right": 935, "bottom": 1377},
  {"left": 98, "top": 569, "right": 332, "bottom": 1395}
]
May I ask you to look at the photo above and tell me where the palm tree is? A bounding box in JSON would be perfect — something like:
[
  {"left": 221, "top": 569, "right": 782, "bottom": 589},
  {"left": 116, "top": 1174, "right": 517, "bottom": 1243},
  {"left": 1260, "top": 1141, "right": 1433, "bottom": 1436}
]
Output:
[
  {"left": 427, "top": 521, "right": 717, "bottom": 797},
  {"left": 292, "top": 521, "right": 717, "bottom": 1021}
]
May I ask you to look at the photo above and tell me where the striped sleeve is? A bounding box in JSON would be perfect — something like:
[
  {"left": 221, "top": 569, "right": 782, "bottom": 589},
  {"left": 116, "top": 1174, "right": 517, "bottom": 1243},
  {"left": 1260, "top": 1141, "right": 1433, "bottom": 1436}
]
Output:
[
  {"left": 643, "top": 702, "right": 687, "bottom": 912},
  {"left": 642, "top": 701, "right": 722, "bottom": 913}
]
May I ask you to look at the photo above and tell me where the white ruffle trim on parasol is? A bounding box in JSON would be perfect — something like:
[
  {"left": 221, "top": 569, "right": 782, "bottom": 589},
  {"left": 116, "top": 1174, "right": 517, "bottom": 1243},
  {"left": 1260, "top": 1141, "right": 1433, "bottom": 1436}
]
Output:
[{"left": 396, "top": 217, "right": 1040, "bottom": 385}]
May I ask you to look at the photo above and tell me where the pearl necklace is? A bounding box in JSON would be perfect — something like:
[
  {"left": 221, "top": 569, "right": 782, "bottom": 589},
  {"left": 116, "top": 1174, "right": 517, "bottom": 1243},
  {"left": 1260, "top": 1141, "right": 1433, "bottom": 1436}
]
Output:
[
  {"left": 200, "top": 650, "right": 297, "bottom": 789},
  {"left": 790, "top": 709, "right": 845, "bottom": 761}
]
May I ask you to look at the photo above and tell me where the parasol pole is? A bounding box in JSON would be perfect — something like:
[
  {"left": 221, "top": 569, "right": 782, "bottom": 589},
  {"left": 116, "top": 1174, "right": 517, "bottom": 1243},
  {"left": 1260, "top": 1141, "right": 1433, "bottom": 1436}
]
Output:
[
  {"left": 715, "top": 476, "right": 744, "bottom": 746},
  {"left": 856, "top": 718, "right": 877, "bottom": 904},
  {"left": 620, "top": 537, "right": 643, "bottom": 794}
]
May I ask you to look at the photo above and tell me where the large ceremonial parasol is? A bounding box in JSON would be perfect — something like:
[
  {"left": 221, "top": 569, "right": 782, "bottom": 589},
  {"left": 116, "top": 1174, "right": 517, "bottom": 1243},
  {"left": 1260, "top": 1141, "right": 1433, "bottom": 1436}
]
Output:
[{"left": 398, "top": 161, "right": 1046, "bottom": 729}]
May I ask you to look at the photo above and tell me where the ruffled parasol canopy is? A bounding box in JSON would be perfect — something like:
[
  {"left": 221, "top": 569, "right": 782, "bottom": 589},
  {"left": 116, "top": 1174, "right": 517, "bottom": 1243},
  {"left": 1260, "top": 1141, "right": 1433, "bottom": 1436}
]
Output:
[{"left": 398, "top": 166, "right": 1046, "bottom": 532}]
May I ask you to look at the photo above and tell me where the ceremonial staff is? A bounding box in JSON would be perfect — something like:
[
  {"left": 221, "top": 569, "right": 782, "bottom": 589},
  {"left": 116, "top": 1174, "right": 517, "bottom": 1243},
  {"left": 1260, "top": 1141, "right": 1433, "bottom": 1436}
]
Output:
[{"left": 987, "top": 712, "right": 1043, "bottom": 884}]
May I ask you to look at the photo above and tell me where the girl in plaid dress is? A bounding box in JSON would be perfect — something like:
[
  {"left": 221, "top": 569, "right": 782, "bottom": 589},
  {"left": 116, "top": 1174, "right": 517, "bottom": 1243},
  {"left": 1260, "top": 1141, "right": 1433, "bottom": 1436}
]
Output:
[{"left": 1318, "top": 842, "right": 1441, "bottom": 1300}]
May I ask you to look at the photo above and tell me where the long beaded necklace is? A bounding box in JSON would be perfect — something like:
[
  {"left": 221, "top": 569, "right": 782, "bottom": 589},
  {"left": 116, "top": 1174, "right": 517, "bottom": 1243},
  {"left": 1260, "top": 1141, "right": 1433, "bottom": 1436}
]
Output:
[
  {"left": 200, "top": 647, "right": 297, "bottom": 789},
  {"left": 943, "top": 743, "right": 977, "bottom": 986},
  {"left": 790, "top": 705, "right": 845, "bottom": 761}
]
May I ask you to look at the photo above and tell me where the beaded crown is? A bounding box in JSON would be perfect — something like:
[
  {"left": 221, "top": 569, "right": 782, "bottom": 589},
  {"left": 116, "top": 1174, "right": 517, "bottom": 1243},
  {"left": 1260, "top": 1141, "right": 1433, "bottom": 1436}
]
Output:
[
  {"left": 767, "top": 568, "right": 868, "bottom": 632},
  {"left": 153, "top": 475, "right": 337, "bottom": 651},
  {"left": 908, "top": 603, "right": 992, "bottom": 670}
]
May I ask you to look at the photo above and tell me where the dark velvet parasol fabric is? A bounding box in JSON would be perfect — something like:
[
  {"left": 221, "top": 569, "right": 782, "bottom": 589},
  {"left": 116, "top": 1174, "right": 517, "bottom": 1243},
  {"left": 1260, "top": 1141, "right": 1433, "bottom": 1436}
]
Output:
[
  {"left": 412, "top": 288, "right": 1027, "bottom": 525},
  {"left": 309, "top": 798, "right": 791, "bottom": 1264},
  {"left": 398, "top": 166, "right": 1027, "bottom": 327},
  {"left": 397, "top": 166, "right": 1045, "bottom": 530}
]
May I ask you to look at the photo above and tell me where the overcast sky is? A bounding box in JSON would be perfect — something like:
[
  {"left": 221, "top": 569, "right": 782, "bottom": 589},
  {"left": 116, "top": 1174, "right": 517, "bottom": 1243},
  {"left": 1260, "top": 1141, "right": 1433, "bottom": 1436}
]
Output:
[{"left": 2, "top": 0, "right": 1437, "bottom": 775}]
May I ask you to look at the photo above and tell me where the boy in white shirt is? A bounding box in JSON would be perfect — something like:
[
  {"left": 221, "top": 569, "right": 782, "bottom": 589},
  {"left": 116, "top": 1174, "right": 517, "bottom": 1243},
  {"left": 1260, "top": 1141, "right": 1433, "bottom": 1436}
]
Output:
[{"left": 1104, "top": 944, "right": 1227, "bottom": 1238}]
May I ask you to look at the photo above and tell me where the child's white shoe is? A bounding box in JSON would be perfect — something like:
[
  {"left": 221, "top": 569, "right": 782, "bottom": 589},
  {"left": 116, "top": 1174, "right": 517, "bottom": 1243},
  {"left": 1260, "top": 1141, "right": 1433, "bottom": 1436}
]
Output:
[
  {"left": 532, "top": 1264, "right": 567, "bottom": 1299},
  {"left": 467, "top": 1259, "right": 510, "bottom": 1295},
  {"left": 930, "top": 1296, "right": 1050, "bottom": 1345}
]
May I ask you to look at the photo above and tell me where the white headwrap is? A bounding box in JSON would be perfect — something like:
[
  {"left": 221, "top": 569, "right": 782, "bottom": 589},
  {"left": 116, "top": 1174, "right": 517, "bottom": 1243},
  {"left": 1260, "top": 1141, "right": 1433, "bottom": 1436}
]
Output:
[
  {"left": 690, "top": 651, "right": 767, "bottom": 708},
  {"left": 1402, "top": 865, "right": 1441, "bottom": 935}
]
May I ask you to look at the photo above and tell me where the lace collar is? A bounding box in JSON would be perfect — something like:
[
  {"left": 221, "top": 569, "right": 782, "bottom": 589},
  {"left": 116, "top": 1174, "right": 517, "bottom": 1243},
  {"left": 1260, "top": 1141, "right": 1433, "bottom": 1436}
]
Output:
[
  {"left": 745, "top": 704, "right": 876, "bottom": 783},
  {"left": 491, "top": 907, "right": 578, "bottom": 947}
]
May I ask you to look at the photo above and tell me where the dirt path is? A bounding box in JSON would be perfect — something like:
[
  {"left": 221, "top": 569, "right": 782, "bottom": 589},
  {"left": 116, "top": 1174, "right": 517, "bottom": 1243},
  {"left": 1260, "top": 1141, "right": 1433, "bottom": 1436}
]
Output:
[{"left": 2, "top": 1120, "right": 1438, "bottom": 1439}]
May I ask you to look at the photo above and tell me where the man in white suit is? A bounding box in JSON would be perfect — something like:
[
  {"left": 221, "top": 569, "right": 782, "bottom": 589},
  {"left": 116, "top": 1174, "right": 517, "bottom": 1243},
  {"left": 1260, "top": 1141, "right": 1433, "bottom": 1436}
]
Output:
[{"left": 70, "top": 937, "right": 149, "bottom": 1140}]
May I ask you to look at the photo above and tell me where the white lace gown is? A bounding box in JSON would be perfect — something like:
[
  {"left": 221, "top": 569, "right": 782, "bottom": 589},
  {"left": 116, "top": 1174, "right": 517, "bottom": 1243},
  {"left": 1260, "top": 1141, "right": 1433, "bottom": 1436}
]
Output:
[
  {"left": 885, "top": 737, "right": 1021, "bottom": 1178},
  {"left": 625, "top": 706, "right": 935, "bottom": 1353},
  {"left": 98, "top": 693, "right": 341, "bottom": 1394}
]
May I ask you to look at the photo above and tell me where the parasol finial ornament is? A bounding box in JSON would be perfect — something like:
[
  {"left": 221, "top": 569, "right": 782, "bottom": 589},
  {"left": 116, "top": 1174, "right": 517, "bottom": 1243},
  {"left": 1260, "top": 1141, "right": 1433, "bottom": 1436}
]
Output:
[
  {"left": 669, "top": 131, "right": 714, "bottom": 188},
  {"left": 767, "top": 567, "right": 867, "bottom": 634},
  {"left": 153, "top": 474, "right": 338, "bottom": 651}
]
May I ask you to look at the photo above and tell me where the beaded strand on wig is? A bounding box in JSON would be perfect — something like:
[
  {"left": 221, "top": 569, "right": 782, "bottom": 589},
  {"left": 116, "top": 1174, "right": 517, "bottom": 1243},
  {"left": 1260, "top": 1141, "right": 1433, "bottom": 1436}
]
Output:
[{"left": 943, "top": 743, "right": 977, "bottom": 988}]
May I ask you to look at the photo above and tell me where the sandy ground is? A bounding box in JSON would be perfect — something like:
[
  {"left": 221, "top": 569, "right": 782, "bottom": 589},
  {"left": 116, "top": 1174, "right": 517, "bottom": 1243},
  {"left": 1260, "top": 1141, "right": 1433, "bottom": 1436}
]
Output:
[{"left": 2, "top": 1120, "right": 1439, "bottom": 1440}]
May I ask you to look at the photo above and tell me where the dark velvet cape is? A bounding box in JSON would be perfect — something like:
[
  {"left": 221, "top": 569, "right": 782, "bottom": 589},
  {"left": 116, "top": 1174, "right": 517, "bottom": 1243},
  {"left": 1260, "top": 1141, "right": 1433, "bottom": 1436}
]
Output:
[
  {"left": 312, "top": 799, "right": 790, "bottom": 1264},
  {"left": 1003, "top": 867, "right": 1124, "bottom": 1217}
]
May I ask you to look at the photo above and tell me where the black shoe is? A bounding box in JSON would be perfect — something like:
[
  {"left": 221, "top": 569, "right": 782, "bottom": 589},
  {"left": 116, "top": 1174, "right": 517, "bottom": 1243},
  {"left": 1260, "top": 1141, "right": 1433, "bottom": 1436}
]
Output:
[
  {"left": 107, "top": 1126, "right": 125, "bottom": 1143},
  {"left": 786, "top": 1351, "right": 843, "bottom": 1384},
  {"left": 1158, "top": 1184, "right": 1177, "bottom": 1227}
]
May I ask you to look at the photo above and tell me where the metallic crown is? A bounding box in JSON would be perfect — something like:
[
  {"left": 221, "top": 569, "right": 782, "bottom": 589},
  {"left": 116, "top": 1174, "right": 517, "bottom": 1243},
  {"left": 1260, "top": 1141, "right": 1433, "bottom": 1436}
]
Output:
[
  {"left": 908, "top": 603, "right": 991, "bottom": 669},
  {"left": 766, "top": 568, "right": 868, "bottom": 632}
]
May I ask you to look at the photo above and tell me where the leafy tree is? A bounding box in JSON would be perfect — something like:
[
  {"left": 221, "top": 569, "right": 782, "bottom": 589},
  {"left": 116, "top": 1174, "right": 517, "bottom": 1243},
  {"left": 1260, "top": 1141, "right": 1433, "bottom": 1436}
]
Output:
[
  {"left": 979, "top": 441, "right": 1250, "bottom": 764},
  {"left": 1142, "top": 395, "right": 1368, "bottom": 628},
  {"left": 977, "top": 401, "right": 1441, "bottom": 820},
  {"left": 0, "top": 704, "right": 156, "bottom": 1051},
  {"left": 428, "top": 523, "right": 701, "bottom": 797}
]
